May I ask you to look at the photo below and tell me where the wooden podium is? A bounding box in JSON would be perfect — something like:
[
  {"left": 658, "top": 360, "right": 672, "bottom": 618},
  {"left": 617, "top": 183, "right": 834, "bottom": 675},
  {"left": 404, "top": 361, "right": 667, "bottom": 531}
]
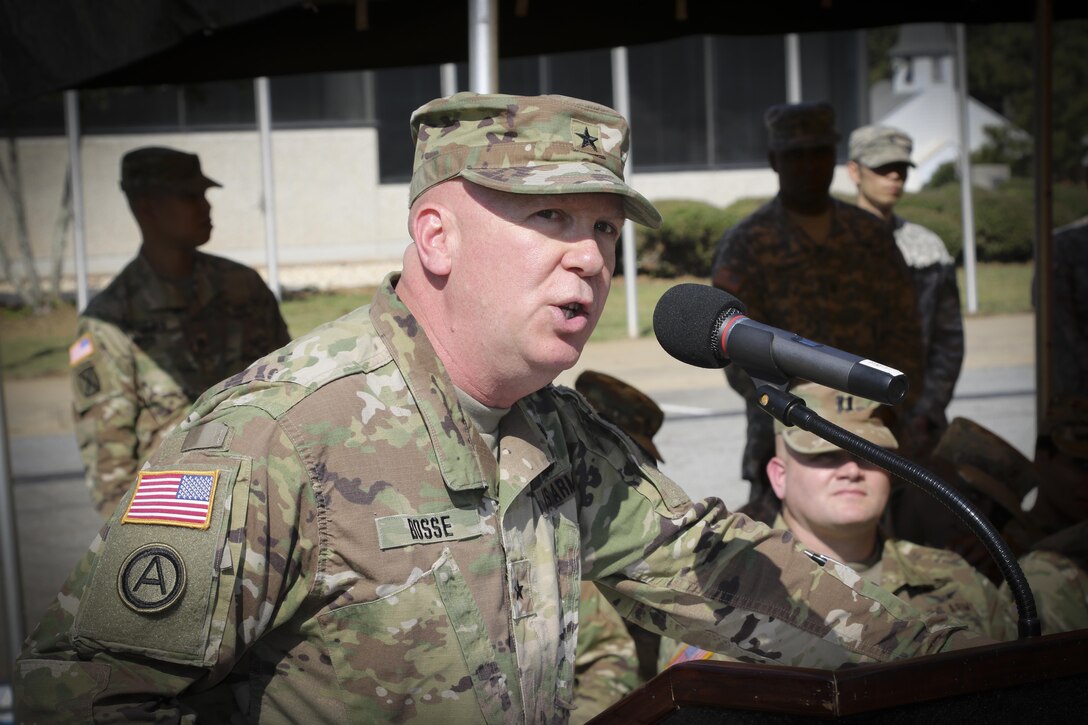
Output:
[{"left": 588, "top": 630, "right": 1088, "bottom": 723}]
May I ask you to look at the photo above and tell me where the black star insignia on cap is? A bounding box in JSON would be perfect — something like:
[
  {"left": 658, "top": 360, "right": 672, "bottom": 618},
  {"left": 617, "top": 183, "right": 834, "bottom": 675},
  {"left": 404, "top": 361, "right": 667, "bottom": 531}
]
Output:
[{"left": 575, "top": 126, "right": 599, "bottom": 152}]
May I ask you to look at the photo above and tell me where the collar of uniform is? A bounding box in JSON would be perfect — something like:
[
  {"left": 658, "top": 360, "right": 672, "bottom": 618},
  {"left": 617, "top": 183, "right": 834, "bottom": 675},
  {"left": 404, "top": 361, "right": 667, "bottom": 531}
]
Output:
[
  {"left": 495, "top": 399, "right": 565, "bottom": 512},
  {"left": 771, "top": 194, "right": 848, "bottom": 245},
  {"left": 130, "top": 252, "right": 214, "bottom": 311},
  {"left": 370, "top": 273, "right": 493, "bottom": 493},
  {"left": 875, "top": 537, "right": 950, "bottom": 591}
]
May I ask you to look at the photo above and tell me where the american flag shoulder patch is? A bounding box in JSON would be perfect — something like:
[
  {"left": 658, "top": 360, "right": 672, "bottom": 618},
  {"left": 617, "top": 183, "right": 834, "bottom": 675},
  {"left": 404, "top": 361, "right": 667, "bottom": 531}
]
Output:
[
  {"left": 122, "top": 470, "right": 220, "bottom": 529},
  {"left": 69, "top": 333, "right": 96, "bottom": 366}
]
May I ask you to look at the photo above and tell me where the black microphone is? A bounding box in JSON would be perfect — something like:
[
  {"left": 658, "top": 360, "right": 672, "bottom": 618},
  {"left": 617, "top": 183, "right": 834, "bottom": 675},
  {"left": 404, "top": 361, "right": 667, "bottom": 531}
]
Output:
[{"left": 652, "top": 283, "right": 908, "bottom": 405}]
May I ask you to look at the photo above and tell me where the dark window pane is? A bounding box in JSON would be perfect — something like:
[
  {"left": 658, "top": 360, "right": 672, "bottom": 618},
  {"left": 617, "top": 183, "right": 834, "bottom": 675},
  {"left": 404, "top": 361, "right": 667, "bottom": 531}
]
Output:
[
  {"left": 497, "top": 56, "right": 542, "bottom": 96},
  {"left": 1, "top": 92, "right": 65, "bottom": 135},
  {"left": 181, "top": 80, "right": 255, "bottom": 128},
  {"left": 710, "top": 35, "right": 787, "bottom": 165},
  {"left": 80, "top": 85, "right": 181, "bottom": 132},
  {"left": 76, "top": 79, "right": 256, "bottom": 133},
  {"left": 271, "top": 70, "right": 376, "bottom": 127},
  {"left": 798, "top": 30, "right": 864, "bottom": 160},
  {"left": 540, "top": 49, "right": 613, "bottom": 107},
  {"left": 629, "top": 36, "right": 708, "bottom": 169},
  {"left": 376, "top": 65, "right": 441, "bottom": 183}
]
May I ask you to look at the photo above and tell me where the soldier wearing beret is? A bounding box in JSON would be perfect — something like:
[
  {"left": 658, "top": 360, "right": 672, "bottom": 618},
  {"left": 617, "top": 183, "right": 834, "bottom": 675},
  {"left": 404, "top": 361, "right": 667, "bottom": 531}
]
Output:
[
  {"left": 67, "top": 147, "right": 291, "bottom": 519},
  {"left": 847, "top": 124, "right": 964, "bottom": 460},
  {"left": 710, "top": 103, "right": 925, "bottom": 512},
  {"left": 20, "top": 95, "right": 985, "bottom": 723},
  {"left": 661, "top": 383, "right": 1015, "bottom": 669}
]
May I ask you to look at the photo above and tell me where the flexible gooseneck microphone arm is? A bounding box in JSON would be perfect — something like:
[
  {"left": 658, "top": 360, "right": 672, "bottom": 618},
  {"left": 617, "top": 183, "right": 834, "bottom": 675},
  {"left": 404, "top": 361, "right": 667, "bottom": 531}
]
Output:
[{"left": 757, "top": 385, "right": 1041, "bottom": 639}]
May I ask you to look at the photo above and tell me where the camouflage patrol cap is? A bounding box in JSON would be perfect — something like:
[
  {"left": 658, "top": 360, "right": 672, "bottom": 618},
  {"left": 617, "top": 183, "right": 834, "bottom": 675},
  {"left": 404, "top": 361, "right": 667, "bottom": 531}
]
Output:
[
  {"left": 409, "top": 92, "right": 662, "bottom": 228},
  {"left": 848, "top": 125, "right": 915, "bottom": 168},
  {"left": 575, "top": 370, "right": 664, "bottom": 461},
  {"left": 120, "top": 147, "right": 221, "bottom": 195},
  {"left": 764, "top": 101, "right": 840, "bottom": 152},
  {"left": 933, "top": 417, "right": 1040, "bottom": 500},
  {"left": 774, "top": 382, "right": 897, "bottom": 454}
]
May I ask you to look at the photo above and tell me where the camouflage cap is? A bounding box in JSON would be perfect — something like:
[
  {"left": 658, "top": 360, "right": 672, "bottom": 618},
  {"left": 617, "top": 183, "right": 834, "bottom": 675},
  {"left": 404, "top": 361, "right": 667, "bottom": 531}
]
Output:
[
  {"left": 764, "top": 101, "right": 840, "bottom": 152},
  {"left": 120, "top": 147, "right": 221, "bottom": 195},
  {"left": 774, "top": 382, "right": 897, "bottom": 454},
  {"left": 848, "top": 125, "right": 915, "bottom": 168},
  {"left": 1045, "top": 397, "right": 1088, "bottom": 458},
  {"left": 409, "top": 92, "right": 662, "bottom": 228},
  {"left": 933, "top": 417, "right": 1040, "bottom": 499},
  {"left": 575, "top": 370, "right": 664, "bottom": 461}
]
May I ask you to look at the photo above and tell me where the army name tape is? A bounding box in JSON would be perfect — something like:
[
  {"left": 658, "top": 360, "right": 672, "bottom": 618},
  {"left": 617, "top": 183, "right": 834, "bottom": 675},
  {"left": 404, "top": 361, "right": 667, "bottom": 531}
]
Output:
[{"left": 375, "top": 508, "right": 485, "bottom": 550}]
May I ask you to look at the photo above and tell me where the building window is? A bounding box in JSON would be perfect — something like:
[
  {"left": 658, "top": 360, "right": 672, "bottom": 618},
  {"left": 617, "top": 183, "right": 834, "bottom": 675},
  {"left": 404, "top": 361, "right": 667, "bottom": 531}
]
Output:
[{"left": 270, "top": 70, "right": 377, "bottom": 127}]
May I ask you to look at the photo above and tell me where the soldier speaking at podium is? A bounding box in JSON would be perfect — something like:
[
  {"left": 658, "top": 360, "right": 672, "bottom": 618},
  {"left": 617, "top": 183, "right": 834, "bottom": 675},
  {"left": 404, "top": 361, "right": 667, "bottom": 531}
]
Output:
[{"left": 19, "top": 94, "right": 988, "bottom": 723}]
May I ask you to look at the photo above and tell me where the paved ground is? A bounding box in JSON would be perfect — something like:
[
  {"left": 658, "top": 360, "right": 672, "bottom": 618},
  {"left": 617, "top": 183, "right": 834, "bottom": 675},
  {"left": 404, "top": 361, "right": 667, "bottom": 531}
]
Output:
[{"left": 0, "top": 312, "right": 1036, "bottom": 678}]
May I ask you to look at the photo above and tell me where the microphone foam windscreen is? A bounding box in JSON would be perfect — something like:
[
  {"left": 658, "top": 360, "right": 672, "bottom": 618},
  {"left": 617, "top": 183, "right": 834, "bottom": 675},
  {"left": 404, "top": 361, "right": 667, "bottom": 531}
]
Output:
[{"left": 652, "top": 283, "right": 745, "bottom": 369}]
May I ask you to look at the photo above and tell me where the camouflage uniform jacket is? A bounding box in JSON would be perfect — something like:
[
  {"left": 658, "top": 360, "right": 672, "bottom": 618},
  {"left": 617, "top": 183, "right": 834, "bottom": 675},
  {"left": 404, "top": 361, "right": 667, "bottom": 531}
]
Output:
[
  {"left": 891, "top": 216, "right": 964, "bottom": 429},
  {"left": 1050, "top": 218, "right": 1088, "bottom": 397},
  {"left": 69, "top": 251, "right": 290, "bottom": 517},
  {"left": 570, "top": 582, "right": 639, "bottom": 725},
  {"left": 1000, "top": 521, "right": 1088, "bottom": 635},
  {"left": 662, "top": 522, "right": 1015, "bottom": 669},
  {"left": 710, "top": 196, "right": 924, "bottom": 483},
  {"left": 18, "top": 274, "right": 977, "bottom": 724}
]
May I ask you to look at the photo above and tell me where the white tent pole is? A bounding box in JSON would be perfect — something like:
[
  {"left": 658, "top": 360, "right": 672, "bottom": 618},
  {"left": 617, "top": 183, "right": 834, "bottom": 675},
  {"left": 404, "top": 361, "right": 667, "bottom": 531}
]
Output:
[
  {"left": 64, "top": 90, "right": 89, "bottom": 311},
  {"left": 785, "top": 34, "right": 802, "bottom": 103},
  {"left": 468, "top": 0, "right": 498, "bottom": 93},
  {"left": 954, "top": 24, "right": 978, "bottom": 314},
  {"left": 255, "top": 77, "right": 280, "bottom": 300},
  {"left": 1034, "top": 0, "right": 1053, "bottom": 431},
  {"left": 611, "top": 47, "right": 639, "bottom": 340},
  {"left": 440, "top": 63, "right": 459, "bottom": 97}
]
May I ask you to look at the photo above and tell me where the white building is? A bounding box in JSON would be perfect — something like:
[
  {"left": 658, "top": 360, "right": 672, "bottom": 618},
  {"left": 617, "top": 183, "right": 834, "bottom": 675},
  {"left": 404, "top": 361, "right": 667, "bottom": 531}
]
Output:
[{"left": 869, "top": 23, "right": 1021, "bottom": 191}]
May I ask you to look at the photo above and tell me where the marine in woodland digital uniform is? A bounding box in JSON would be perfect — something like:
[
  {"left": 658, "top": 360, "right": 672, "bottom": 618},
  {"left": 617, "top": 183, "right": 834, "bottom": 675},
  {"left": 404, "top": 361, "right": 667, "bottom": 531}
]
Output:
[
  {"left": 19, "top": 94, "right": 986, "bottom": 724},
  {"left": 846, "top": 124, "right": 964, "bottom": 457},
  {"left": 661, "top": 383, "right": 1015, "bottom": 669},
  {"left": 68, "top": 147, "right": 290, "bottom": 519},
  {"left": 710, "top": 102, "right": 924, "bottom": 501}
]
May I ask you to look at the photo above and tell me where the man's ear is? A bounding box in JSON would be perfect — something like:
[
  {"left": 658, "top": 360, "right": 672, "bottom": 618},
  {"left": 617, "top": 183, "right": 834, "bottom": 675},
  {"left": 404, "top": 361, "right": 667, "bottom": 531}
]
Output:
[
  {"left": 846, "top": 160, "right": 862, "bottom": 186},
  {"left": 767, "top": 455, "right": 788, "bottom": 501},
  {"left": 409, "top": 203, "right": 454, "bottom": 277}
]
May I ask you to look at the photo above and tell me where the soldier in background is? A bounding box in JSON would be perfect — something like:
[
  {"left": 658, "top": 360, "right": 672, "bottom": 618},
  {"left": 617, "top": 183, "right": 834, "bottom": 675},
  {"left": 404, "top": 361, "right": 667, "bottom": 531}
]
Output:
[
  {"left": 661, "top": 383, "right": 1015, "bottom": 670},
  {"left": 574, "top": 370, "right": 666, "bottom": 691},
  {"left": 67, "top": 146, "right": 290, "bottom": 518},
  {"left": 21, "top": 94, "right": 986, "bottom": 723},
  {"left": 710, "top": 103, "right": 924, "bottom": 514},
  {"left": 847, "top": 125, "right": 964, "bottom": 460},
  {"left": 571, "top": 581, "right": 639, "bottom": 724}
]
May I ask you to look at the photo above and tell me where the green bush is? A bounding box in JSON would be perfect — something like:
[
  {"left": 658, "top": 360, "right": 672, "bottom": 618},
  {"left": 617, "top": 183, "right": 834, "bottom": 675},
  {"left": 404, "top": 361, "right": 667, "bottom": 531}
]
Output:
[
  {"left": 634, "top": 179, "right": 1087, "bottom": 276},
  {"left": 631, "top": 199, "right": 737, "bottom": 278},
  {"left": 899, "top": 178, "right": 1088, "bottom": 263}
]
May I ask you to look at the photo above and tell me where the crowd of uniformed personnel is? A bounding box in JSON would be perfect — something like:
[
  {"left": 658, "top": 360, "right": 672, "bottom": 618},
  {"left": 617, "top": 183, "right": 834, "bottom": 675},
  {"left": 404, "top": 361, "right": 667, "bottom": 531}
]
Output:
[{"left": 9, "top": 93, "right": 1086, "bottom": 722}]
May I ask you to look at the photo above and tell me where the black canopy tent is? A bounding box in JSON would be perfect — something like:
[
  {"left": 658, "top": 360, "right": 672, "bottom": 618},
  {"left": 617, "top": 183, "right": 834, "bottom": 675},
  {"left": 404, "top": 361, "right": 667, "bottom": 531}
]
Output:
[
  {"left": 0, "top": 0, "right": 1075, "bottom": 664},
  {"left": 1, "top": 0, "right": 1082, "bottom": 108}
]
